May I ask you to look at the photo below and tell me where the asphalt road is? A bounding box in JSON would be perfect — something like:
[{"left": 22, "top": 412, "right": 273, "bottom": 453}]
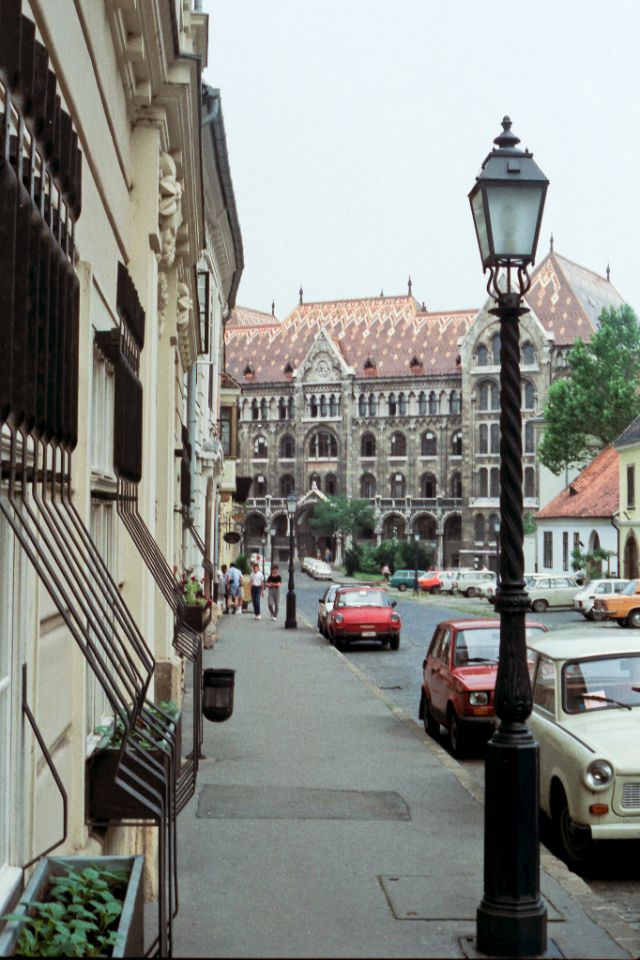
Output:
[{"left": 294, "top": 573, "right": 640, "bottom": 940}]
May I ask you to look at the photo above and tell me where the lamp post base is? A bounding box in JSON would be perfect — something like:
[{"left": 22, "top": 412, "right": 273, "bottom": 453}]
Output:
[
  {"left": 477, "top": 723, "right": 547, "bottom": 957},
  {"left": 284, "top": 591, "right": 297, "bottom": 629}
]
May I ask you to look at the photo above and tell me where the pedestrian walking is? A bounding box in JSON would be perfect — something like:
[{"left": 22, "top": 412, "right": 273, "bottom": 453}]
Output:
[
  {"left": 249, "top": 562, "right": 264, "bottom": 619},
  {"left": 218, "top": 564, "right": 228, "bottom": 613},
  {"left": 265, "top": 564, "right": 282, "bottom": 620},
  {"left": 226, "top": 562, "right": 242, "bottom": 614}
]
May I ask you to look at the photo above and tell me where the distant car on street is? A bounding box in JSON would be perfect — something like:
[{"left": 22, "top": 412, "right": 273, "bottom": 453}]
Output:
[
  {"left": 326, "top": 586, "right": 401, "bottom": 650},
  {"left": 527, "top": 632, "right": 640, "bottom": 866},
  {"left": 525, "top": 574, "right": 581, "bottom": 612},
  {"left": 389, "top": 569, "right": 427, "bottom": 591},
  {"left": 419, "top": 618, "right": 547, "bottom": 756},
  {"left": 573, "top": 578, "right": 630, "bottom": 620},
  {"left": 453, "top": 570, "right": 497, "bottom": 598},
  {"left": 302, "top": 557, "right": 333, "bottom": 580},
  {"left": 592, "top": 578, "right": 640, "bottom": 627},
  {"left": 417, "top": 571, "right": 443, "bottom": 594},
  {"left": 317, "top": 583, "right": 342, "bottom": 636}
]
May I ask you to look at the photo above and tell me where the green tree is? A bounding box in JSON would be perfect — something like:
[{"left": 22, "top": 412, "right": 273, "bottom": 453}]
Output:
[
  {"left": 309, "top": 496, "right": 375, "bottom": 545},
  {"left": 538, "top": 305, "right": 640, "bottom": 474}
]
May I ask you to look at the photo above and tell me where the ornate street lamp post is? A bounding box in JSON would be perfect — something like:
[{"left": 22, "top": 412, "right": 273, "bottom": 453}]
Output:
[
  {"left": 270, "top": 525, "right": 276, "bottom": 566},
  {"left": 413, "top": 532, "right": 420, "bottom": 594},
  {"left": 285, "top": 492, "right": 298, "bottom": 629},
  {"left": 260, "top": 533, "right": 266, "bottom": 578},
  {"left": 469, "top": 116, "right": 549, "bottom": 957}
]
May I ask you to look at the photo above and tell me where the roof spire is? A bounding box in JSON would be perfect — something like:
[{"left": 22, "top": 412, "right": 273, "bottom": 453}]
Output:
[
  {"left": 299, "top": 285, "right": 303, "bottom": 305},
  {"left": 271, "top": 299, "right": 275, "bottom": 316},
  {"left": 408, "top": 276, "right": 412, "bottom": 296},
  {"left": 550, "top": 233, "right": 554, "bottom": 252},
  {"left": 606, "top": 263, "right": 611, "bottom": 282},
  {"left": 380, "top": 289, "right": 384, "bottom": 298}
]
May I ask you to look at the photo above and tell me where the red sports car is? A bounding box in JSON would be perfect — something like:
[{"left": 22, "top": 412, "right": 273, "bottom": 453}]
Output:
[
  {"left": 326, "top": 587, "right": 401, "bottom": 650},
  {"left": 419, "top": 618, "right": 547, "bottom": 755}
]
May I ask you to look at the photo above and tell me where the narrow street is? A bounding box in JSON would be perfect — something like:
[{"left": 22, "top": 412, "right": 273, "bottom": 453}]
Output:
[{"left": 295, "top": 575, "right": 640, "bottom": 941}]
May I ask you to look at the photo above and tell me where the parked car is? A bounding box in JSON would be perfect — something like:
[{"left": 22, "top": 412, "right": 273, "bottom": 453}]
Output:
[
  {"left": 525, "top": 574, "right": 581, "bottom": 612},
  {"left": 389, "top": 569, "right": 427, "bottom": 591},
  {"left": 477, "top": 578, "right": 497, "bottom": 601},
  {"left": 573, "top": 578, "right": 630, "bottom": 621},
  {"left": 317, "top": 583, "right": 342, "bottom": 635},
  {"left": 527, "top": 632, "right": 640, "bottom": 866},
  {"left": 453, "top": 570, "right": 497, "bottom": 598},
  {"left": 438, "top": 569, "right": 470, "bottom": 594},
  {"left": 326, "top": 586, "right": 401, "bottom": 650},
  {"left": 417, "top": 571, "right": 443, "bottom": 594},
  {"left": 302, "top": 558, "right": 333, "bottom": 580},
  {"left": 592, "top": 578, "right": 640, "bottom": 627},
  {"left": 419, "top": 618, "right": 547, "bottom": 756}
]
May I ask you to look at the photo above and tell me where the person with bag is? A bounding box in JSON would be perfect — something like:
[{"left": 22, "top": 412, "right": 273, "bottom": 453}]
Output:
[{"left": 265, "top": 564, "right": 283, "bottom": 620}]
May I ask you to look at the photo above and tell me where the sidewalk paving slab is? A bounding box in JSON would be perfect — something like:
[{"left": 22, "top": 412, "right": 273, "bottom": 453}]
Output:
[{"left": 173, "top": 613, "right": 635, "bottom": 959}]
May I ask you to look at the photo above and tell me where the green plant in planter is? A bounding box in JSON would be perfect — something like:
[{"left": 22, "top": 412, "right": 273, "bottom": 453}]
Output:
[
  {"left": 94, "top": 700, "right": 180, "bottom": 752},
  {"left": 1, "top": 864, "right": 128, "bottom": 957}
]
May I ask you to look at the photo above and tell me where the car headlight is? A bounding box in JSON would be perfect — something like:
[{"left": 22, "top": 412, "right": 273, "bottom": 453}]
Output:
[
  {"left": 390, "top": 613, "right": 400, "bottom": 624},
  {"left": 334, "top": 614, "right": 344, "bottom": 625},
  {"left": 469, "top": 691, "right": 489, "bottom": 706},
  {"left": 584, "top": 759, "right": 614, "bottom": 790}
]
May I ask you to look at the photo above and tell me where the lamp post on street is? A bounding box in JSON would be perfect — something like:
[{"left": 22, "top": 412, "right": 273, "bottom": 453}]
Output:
[
  {"left": 260, "top": 533, "right": 266, "bottom": 578},
  {"left": 270, "top": 525, "right": 276, "bottom": 566},
  {"left": 285, "top": 493, "right": 298, "bottom": 629},
  {"left": 495, "top": 519, "right": 501, "bottom": 581},
  {"left": 413, "top": 531, "right": 420, "bottom": 594},
  {"left": 469, "top": 116, "right": 549, "bottom": 957}
]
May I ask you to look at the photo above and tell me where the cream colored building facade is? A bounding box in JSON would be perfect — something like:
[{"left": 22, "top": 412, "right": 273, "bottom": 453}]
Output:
[{"left": 0, "top": 1, "right": 241, "bottom": 951}]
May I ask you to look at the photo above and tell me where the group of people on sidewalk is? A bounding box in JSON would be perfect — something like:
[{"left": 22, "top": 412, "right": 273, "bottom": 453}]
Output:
[{"left": 217, "top": 562, "right": 283, "bottom": 620}]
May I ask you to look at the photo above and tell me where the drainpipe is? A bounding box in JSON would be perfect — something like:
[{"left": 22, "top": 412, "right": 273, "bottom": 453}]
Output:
[
  {"left": 611, "top": 512, "right": 621, "bottom": 577},
  {"left": 187, "top": 363, "right": 198, "bottom": 571}
]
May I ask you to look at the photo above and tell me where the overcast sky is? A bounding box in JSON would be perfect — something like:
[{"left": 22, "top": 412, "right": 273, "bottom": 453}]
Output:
[{"left": 201, "top": 0, "right": 640, "bottom": 319}]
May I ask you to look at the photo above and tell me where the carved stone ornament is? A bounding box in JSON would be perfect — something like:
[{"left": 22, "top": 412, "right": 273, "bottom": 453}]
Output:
[{"left": 177, "top": 281, "right": 193, "bottom": 327}]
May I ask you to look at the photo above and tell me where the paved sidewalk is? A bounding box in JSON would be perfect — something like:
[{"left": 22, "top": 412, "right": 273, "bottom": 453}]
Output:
[{"left": 174, "top": 612, "right": 635, "bottom": 959}]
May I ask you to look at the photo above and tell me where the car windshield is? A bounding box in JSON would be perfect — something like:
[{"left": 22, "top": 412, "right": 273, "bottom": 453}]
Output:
[
  {"left": 622, "top": 580, "right": 640, "bottom": 596},
  {"left": 336, "top": 590, "right": 388, "bottom": 608},
  {"left": 563, "top": 654, "right": 640, "bottom": 714},
  {"left": 454, "top": 625, "right": 546, "bottom": 666}
]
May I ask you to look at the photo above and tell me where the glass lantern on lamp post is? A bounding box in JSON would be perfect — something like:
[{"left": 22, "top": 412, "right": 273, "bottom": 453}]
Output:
[
  {"left": 469, "top": 116, "right": 549, "bottom": 958},
  {"left": 285, "top": 493, "right": 298, "bottom": 629}
]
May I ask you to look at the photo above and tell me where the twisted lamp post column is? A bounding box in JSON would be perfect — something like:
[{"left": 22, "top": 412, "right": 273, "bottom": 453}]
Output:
[
  {"left": 469, "top": 117, "right": 549, "bottom": 957},
  {"left": 285, "top": 493, "right": 297, "bottom": 629}
]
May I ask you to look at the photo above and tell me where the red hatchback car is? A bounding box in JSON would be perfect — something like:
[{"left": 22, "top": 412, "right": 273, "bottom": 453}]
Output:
[
  {"left": 419, "top": 618, "right": 547, "bottom": 755},
  {"left": 326, "top": 586, "right": 401, "bottom": 650}
]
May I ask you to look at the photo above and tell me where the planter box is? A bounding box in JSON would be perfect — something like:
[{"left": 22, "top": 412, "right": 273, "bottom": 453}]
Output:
[
  {"left": 0, "top": 855, "right": 144, "bottom": 957},
  {"left": 180, "top": 604, "right": 212, "bottom": 632},
  {"left": 86, "top": 717, "right": 181, "bottom": 824}
]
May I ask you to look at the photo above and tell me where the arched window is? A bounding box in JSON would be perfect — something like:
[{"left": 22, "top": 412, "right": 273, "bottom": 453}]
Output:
[
  {"left": 521, "top": 341, "right": 536, "bottom": 365},
  {"left": 278, "top": 397, "right": 287, "bottom": 420},
  {"left": 329, "top": 394, "right": 338, "bottom": 416},
  {"left": 369, "top": 394, "right": 377, "bottom": 416},
  {"left": 287, "top": 396, "right": 295, "bottom": 418},
  {"left": 279, "top": 434, "right": 295, "bottom": 459},
  {"left": 524, "top": 466, "right": 535, "bottom": 498},
  {"left": 251, "top": 399, "right": 259, "bottom": 420},
  {"left": 254, "top": 474, "right": 267, "bottom": 496},
  {"left": 253, "top": 436, "right": 268, "bottom": 458},
  {"left": 479, "top": 423, "right": 488, "bottom": 454},
  {"left": 524, "top": 421, "right": 535, "bottom": 454},
  {"left": 398, "top": 392, "right": 408, "bottom": 415},
  {"left": 522, "top": 379, "right": 535, "bottom": 410},
  {"left": 490, "top": 467, "right": 500, "bottom": 497},
  {"left": 361, "top": 433, "right": 376, "bottom": 457},
  {"left": 309, "top": 395, "right": 318, "bottom": 418},
  {"left": 280, "top": 474, "right": 295, "bottom": 496},
  {"left": 260, "top": 398, "right": 268, "bottom": 420},
  {"left": 478, "top": 468, "right": 488, "bottom": 497},
  {"left": 449, "top": 390, "right": 461, "bottom": 414},
  {"left": 390, "top": 473, "right": 406, "bottom": 497},
  {"left": 477, "top": 344, "right": 488, "bottom": 366},
  {"left": 451, "top": 431, "right": 462, "bottom": 456},
  {"left": 325, "top": 473, "right": 337, "bottom": 495},
  {"left": 309, "top": 431, "right": 338, "bottom": 458},
  {"left": 428, "top": 391, "right": 438, "bottom": 415},
  {"left": 309, "top": 472, "right": 322, "bottom": 490},
  {"left": 358, "top": 394, "right": 367, "bottom": 416},
  {"left": 361, "top": 473, "right": 376, "bottom": 498},
  {"left": 451, "top": 472, "right": 462, "bottom": 498},
  {"left": 319, "top": 395, "right": 328, "bottom": 417},
  {"left": 388, "top": 392, "right": 397, "bottom": 416},
  {"left": 421, "top": 473, "right": 437, "bottom": 498},
  {"left": 390, "top": 431, "right": 407, "bottom": 456},
  {"left": 474, "top": 514, "right": 486, "bottom": 541},
  {"left": 421, "top": 431, "right": 437, "bottom": 456},
  {"left": 491, "top": 332, "right": 501, "bottom": 364},
  {"left": 478, "top": 379, "right": 499, "bottom": 411},
  {"left": 490, "top": 423, "right": 500, "bottom": 454},
  {"left": 418, "top": 391, "right": 427, "bottom": 415},
  {"left": 488, "top": 513, "right": 499, "bottom": 536}
]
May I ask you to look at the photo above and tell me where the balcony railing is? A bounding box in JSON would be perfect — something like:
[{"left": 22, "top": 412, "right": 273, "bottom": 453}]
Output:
[{"left": 243, "top": 496, "right": 463, "bottom": 514}]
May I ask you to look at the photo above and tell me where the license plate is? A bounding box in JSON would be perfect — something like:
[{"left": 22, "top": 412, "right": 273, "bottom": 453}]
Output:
[{"left": 361, "top": 630, "right": 376, "bottom": 637}]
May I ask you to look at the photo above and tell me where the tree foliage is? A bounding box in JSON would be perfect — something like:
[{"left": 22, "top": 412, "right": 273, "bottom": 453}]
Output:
[
  {"left": 309, "top": 496, "right": 375, "bottom": 540},
  {"left": 538, "top": 305, "right": 640, "bottom": 474}
]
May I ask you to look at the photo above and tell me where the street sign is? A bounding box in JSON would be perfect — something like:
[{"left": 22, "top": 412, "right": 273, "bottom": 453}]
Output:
[{"left": 223, "top": 532, "right": 241, "bottom": 544}]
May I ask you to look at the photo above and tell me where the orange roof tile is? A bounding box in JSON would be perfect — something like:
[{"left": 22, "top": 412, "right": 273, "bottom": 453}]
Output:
[{"left": 536, "top": 446, "right": 619, "bottom": 519}]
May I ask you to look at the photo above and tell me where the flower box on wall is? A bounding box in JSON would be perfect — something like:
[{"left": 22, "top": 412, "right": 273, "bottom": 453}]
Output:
[
  {"left": 180, "top": 604, "right": 211, "bottom": 633},
  {"left": 0, "top": 855, "right": 144, "bottom": 957}
]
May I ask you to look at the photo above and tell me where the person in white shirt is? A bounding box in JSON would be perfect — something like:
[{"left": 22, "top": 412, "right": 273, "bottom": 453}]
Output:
[{"left": 249, "top": 562, "right": 264, "bottom": 619}]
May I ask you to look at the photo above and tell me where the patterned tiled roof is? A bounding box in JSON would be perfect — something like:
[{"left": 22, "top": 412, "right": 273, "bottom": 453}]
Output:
[
  {"left": 536, "top": 446, "right": 619, "bottom": 519},
  {"left": 224, "top": 295, "right": 477, "bottom": 384},
  {"left": 227, "top": 306, "right": 281, "bottom": 330},
  {"left": 526, "top": 251, "right": 625, "bottom": 346},
  {"left": 614, "top": 414, "right": 640, "bottom": 449}
]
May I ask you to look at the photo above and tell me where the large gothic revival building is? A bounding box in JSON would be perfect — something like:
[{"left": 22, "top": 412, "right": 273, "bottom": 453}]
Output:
[{"left": 224, "top": 249, "right": 625, "bottom": 569}]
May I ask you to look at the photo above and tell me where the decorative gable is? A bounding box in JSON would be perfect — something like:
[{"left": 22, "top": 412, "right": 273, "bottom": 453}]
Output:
[{"left": 296, "top": 328, "right": 354, "bottom": 383}]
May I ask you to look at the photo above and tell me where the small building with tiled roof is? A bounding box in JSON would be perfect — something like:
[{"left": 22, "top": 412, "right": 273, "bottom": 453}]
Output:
[
  {"left": 225, "top": 247, "right": 628, "bottom": 569},
  {"left": 533, "top": 446, "right": 620, "bottom": 577}
]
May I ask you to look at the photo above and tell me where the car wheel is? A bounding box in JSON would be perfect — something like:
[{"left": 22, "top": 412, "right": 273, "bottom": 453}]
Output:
[
  {"left": 553, "top": 784, "right": 592, "bottom": 867},
  {"left": 617, "top": 618, "right": 629, "bottom": 628},
  {"left": 448, "top": 707, "right": 466, "bottom": 757},
  {"left": 591, "top": 609, "right": 607, "bottom": 622},
  {"left": 628, "top": 609, "right": 640, "bottom": 629},
  {"left": 389, "top": 634, "right": 400, "bottom": 651},
  {"left": 397, "top": 584, "right": 407, "bottom": 592},
  {"left": 430, "top": 586, "right": 441, "bottom": 595},
  {"left": 465, "top": 587, "right": 477, "bottom": 598},
  {"left": 531, "top": 599, "right": 548, "bottom": 613},
  {"left": 424, "top": 697, "right": 439, "bottom": 738}
]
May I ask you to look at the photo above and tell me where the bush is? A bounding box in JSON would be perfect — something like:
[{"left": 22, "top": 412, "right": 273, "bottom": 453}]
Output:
[
  {"left": 235, "top": 554, "right": 250, "bottom": 575},
  {"left": 343, "top": 545, "right": 362, "bottom": 576},
  {"left": 371, "top": 540, "right": 436, "bottom": 574}
]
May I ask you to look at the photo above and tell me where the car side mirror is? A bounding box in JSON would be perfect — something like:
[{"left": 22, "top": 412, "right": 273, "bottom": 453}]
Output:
[{"left": 391, "top": 599, "right": 397, "bottom": 608}]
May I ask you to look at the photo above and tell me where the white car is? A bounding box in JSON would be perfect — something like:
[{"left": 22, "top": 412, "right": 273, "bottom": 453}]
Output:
[
  {"left": 527, "top": 633, "right": 640, "bottom": 867},
  {"left": 302, "top": 558, "right": 333, "bottom": 580},
  {"left": 573, "top": 578, "right": 630, "bottom": 621},
  {"left": 454, "top": 570, "right": 497, "bottom": 598},
  {"left": 525, "top": 574, "right": 581, "bottom": 612}
]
